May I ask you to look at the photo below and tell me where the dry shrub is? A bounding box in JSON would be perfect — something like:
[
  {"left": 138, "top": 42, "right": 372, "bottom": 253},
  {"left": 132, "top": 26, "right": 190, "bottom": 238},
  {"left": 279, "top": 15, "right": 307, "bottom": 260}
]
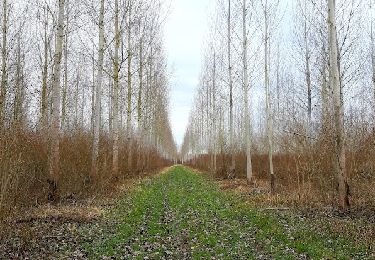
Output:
[
  {"left": 0, "top": 128, "right": 172, "bottom": 220},
  {"left": 188, "top": 131, "right": 375, "bottom": 210},
  {"left": 0, "top": 130, "right": 46, "bottom": 217}
]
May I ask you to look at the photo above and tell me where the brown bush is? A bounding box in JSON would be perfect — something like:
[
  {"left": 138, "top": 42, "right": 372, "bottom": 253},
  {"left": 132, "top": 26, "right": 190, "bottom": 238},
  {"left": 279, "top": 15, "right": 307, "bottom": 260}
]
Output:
[
  {"left": 186, "top": 131, "right": 375, "bottom": 209},
  {"left": 0, "top": 128, "right": 172, "bottom": 220}
]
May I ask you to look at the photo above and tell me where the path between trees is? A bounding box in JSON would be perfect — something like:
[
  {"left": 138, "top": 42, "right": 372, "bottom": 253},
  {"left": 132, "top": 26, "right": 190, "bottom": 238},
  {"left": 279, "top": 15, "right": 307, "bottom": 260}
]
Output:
[{"left": 1, "top": 166, "right": 373, "bottom": 259}]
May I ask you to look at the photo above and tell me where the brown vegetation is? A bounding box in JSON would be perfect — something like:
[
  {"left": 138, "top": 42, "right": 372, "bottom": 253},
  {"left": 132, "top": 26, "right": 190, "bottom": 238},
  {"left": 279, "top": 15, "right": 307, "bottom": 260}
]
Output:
[
  {"left": 186, "top": 129, "right": 375, "bottom": 210},
  {"left": 0, "top": 128, "right": 172, "bottom": 220}
]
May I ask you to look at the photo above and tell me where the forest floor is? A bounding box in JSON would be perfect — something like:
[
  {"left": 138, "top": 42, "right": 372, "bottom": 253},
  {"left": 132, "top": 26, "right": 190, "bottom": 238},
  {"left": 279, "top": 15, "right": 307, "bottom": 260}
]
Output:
[{"left": 1, "top": 165, "right": 374, "bottom": 259}]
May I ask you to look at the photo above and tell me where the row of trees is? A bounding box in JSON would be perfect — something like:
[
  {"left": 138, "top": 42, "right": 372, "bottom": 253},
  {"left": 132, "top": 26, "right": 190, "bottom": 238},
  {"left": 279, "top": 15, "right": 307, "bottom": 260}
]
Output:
[
  {"left": 181, "top": 0, "right": 371, "bottom": 210},
  {"left": 0, "top": 0, "right": 176, "bottom": 207}
]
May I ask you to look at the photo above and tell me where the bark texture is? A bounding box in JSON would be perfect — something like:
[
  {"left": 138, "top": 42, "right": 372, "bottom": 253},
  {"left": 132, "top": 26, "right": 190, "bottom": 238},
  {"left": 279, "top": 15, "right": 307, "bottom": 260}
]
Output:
[
  {"left": 91, "top": 0, "right": 105, "bottom": 178},
  {"left": 48, "top": 0, "right": 65, "bottom": 202},
  {"left": 328, "top": 0, "right": 350, "bottom": 210}
]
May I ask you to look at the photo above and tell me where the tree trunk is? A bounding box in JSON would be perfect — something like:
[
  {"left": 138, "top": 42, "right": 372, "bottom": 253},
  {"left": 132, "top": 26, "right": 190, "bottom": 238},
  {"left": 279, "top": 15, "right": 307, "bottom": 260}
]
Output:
[
  {"left": 112, "top": 0, "right": 120, "bottom": 177},
  {"left": 303, "top": 6, "right": 312, "bottom": 122},
  {"left": 264, "top": 0, "right": 275, "bottom": 193},
  {"left": 48, "top": 0, "right": 65, "bottom": 202},
  {"left": 40, "top": 6, "right": 49, "bottom": 134},
  {"left": 91, "top": 0, "right": 105, "bottom": 178},
  {"left": 13, "top": 34, "right": 24, "bottom": 126},
  {"left": 127, "top": 6, "right": 133, "bottom": 173},
  {"left": 327, "top": 0, "right": 350, "bottom": 210},
  {"left": 321, "top": 41, "right": 330, "bottom": 133},
  {"left": 91, "top": 47, "right": 95, "bottom": 134},
  {"left": 212, "top": 52, "right": 217, "bottom": 174},
  {"left": 80, "top": 73, "right": 85, "bottom": 129},
  {"left": 75, "top": 71, "right": 80, "bottom": 130},
  {"left": 61, "top": 0, "right": 69, "bottom": 130},
  {"left": 243, "top": 0, "right": 253, "bottom": 183},
  {"left": 371, "top": 20, "right": 375, "bottom": 104},
  {"left": 137, "top": 34, "right": 144, "bottom": 173},
  {"left": 0, "top": 0, "right": 7, "bottom": 128},
  {"left": 227, "top": 0, "right": 235, "bottom": 178}
]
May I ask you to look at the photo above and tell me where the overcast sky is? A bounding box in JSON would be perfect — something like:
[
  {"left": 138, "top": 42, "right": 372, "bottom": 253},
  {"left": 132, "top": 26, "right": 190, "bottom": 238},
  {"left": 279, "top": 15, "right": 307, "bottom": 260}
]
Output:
[
  {"left": 165, "top": 0, "right": 213, "bottom": 148},
  {"left": 164, "top": 0, "right": 294, "bottom": 148}
]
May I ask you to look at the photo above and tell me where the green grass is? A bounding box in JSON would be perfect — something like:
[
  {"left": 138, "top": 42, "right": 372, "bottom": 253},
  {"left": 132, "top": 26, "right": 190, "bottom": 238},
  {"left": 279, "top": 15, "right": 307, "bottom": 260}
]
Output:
[{"left": 83, "top": 165, "right": 373, "bottom": 259}]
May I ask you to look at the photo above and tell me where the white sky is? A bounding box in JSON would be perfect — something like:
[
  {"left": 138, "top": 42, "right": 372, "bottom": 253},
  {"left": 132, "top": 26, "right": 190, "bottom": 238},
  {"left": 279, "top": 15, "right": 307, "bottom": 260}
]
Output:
[{"left": 165, "top": 0, "right": 213, "bottom": 147}]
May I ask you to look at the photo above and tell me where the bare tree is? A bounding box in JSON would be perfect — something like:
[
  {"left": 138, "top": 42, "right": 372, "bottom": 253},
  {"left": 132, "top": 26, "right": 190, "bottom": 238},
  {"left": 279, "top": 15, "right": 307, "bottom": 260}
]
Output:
[
  {"left": 211, "top": 51, "right": 217, "bottom": 173},
  {"left": 61, "top": 0, "right": 70, "bottom": 129},
  {"left": 13, "top": 30, "right": 25, "bottom": 126},
  {"left": 296, "top": 0, "right": 313, "bottom": 122},
  {"left": 48, "top": 0, "right": 65, "bottom": 202},
  {"left": 262, "top": 0, "right": 275, "bottom": 193},
  {"left": 227, "top": 0, "right": 235, "bottom": 178},
  {"left": 127, "top": 2, "right": 133, "bottom": 172},
  {"left": 40, "top": 4, "right": 50, "bottom": 134},
  {"left": 242, "top": 0, "right": 253, "bottom": 183},
  {"left": 112, "top": 0, "right": 120, "bottom": 177},
  {"left": 91, "top": 0, "right": 105, "bottom": 178},
  {"left": 370, "top": 0, "right": 375, "bottom": 102},
  {"left": 0, "top": 0, "right": 176, "bottom": 217},
  {"left": 0, "top": 0, "right": 7, "bottom": 127},
  {"left": 328, "top": 0, "right": 350, "bottom": 210}
]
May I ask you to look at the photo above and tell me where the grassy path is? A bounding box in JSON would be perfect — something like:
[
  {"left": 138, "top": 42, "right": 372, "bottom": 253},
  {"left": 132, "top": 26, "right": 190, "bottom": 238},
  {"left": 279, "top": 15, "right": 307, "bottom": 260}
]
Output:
[{"left": 80, "top": 166, "right": 372, "bottom": 259}]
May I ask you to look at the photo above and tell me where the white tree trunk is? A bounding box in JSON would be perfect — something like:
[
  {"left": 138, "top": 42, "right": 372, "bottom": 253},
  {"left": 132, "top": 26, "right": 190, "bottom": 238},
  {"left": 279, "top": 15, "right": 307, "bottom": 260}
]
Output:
[
  {"left": 48, "top": 0, "right": 65, "bottom": 201},
  {"left": 137, "top": 34, "right": 144, "bottom": 173},
  {"left": 40, "top": 6, "right": 49, "bottom": 134},
  {"left": 75, "top": 70, "right": 80, "bottom": 129},
  {"left": 127, "top": 6, "right": 133, "bottom": 172},
  {"left": 371, "top": 19, "right": 375, "bottom": 103},
  {"left": 212, "top": 52, "right": 217, "bottom": 173},
  {"left": 227, "top": 0, "right": 235, "bottom": 178},
  {"left": 91, "top": 0, "right": 105, "bottom": 178},
  {"left": 328, "top": 0, "right": 349, "bottom": 209},
  {"left": 243, "top": 0, "right": 253, "bottom": 183},
  {"left": 61, "top": 0, "right": 69, "bottom": 130},
  {"left": 321, "top": 41, "right": 330, "bottom": 132},
  {"left": 108, "top": 77, "right": 113, "bottom": 138},
  {"left": 112, "top": 0, "right": 120, "bottom": 177},
  {"left": 0, "top": 0, "right": 7, "bottom": 127},
  {"left": 13, "top": 34, "right": 24, "bottom": 126},
  {"left": 80, "top": 74, "right": 85, "bottom": 129},
  {"left": 91, "top": 47, "right": 95, "bottom": 134},
  {"left": 264, "top": 0, "right": 275, "bottom": 193},
  {"left": 303, "top": 1, "right": 312, "bottom": 122}
]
